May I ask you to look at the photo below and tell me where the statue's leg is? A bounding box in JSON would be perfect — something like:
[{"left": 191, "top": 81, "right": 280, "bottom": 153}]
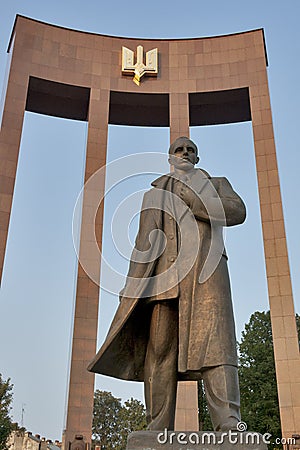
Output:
[
  {"left": 144, "top": 300, "right": 178, "bottom": 430},
  {"left": 202, "top": 364, "right": 241, "bottom": 431}
]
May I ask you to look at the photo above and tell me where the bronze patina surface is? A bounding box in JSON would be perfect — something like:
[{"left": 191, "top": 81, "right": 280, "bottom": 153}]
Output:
[{"left": 88, "top": 137, "right": 246, "bottom": 431}]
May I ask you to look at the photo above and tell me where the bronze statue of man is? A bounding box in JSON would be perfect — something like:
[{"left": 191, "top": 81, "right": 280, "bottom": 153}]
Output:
[{"left": 88, "top": 136, "right": 246, "bottom": 432}]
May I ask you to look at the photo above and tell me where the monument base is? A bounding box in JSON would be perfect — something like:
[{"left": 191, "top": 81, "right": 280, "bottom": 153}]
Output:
[{"left": 126, "top": 430, "right": 268, "bottom": 450}]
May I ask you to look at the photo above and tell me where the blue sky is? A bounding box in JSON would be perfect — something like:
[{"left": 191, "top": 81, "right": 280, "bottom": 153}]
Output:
[{"left": 0, "top": 0, "right": 299, "bottom": 441}]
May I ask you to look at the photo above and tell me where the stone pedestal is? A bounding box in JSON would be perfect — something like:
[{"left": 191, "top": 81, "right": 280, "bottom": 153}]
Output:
[{"left": 127, "top": 431, "right": 268, "bottom": 450}]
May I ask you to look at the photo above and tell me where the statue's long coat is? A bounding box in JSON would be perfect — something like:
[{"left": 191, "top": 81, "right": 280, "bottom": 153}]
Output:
[{"left": 88, "top": 169, "right": 246, "bottom": 381}]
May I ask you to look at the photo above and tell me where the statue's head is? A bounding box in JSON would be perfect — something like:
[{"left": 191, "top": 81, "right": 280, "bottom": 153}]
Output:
[{"left": 168, "top": 136, "right": 199, "bottom": 170}]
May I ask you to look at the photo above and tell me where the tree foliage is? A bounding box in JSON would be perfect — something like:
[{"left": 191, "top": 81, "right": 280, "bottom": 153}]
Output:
[
  {"left": 92, "top": 390, "right": 122, "bottom": 449},
  {"left": 238, "top": 311, "right": 279, "bottom": 438},
  {"left": 198, "top": 380, "right": 212, "bottom": 431},
  {"left": 92, "top": 390, "right": 146, "bottom": 450},
  {"left": 238, "top": 310, "right": 300, "bottom": 445},
  {"left": 0, "top": 374, "right": 13, "bottom": 450},
  {"left": 117, "top": 398, "right": 147, "bottom": 449}
]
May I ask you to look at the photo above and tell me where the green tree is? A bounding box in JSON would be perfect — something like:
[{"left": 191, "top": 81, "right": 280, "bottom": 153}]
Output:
[
  {"left": 92, "top": 390, "right": 122, "bottom": 450},
  {"left": 92, "top": 391, "right": 146, "bottom": 450},
  {"left": 239, "top": 310, "right": 280, "bottom": 440},
  {"left": 0, "top": 374, "right": 13, "bottom": 450},
  {"left": 116, "top": 398, "right": 147, "bottom": 450},
  {"left": 198, "top": 380, "right": 212, "bottom": 431},
  {"left": 238, "top": 311, "right": 300, "bottom": 446}
]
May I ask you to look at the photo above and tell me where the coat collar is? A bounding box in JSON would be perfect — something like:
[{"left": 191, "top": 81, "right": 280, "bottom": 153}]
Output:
[{"left": 151, "top": 168, "right": 210, "bottom": 189}]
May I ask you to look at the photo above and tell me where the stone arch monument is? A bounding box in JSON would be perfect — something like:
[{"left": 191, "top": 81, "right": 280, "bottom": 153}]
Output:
[{"left": 0, "top": 15, "right": 299, "bottom": 447}]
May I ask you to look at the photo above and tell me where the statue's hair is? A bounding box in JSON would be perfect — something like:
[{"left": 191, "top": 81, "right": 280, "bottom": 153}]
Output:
[{"left": 168, "top": 136, "right": 198, "bottom": 155}]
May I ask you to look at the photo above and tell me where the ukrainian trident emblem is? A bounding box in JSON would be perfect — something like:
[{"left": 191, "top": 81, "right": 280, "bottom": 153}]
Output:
[{"left": 121, "top": 45, "right": 158, "bottom": 86}]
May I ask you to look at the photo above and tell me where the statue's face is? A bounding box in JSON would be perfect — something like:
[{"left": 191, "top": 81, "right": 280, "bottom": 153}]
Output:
[{"left": 168, "top": 137, "right": 199, "bottom": 170}]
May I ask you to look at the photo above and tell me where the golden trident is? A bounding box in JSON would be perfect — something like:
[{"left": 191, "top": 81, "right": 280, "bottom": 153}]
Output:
[{"left": 122, "top": 45, "right": 158, "bottom": 86}]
